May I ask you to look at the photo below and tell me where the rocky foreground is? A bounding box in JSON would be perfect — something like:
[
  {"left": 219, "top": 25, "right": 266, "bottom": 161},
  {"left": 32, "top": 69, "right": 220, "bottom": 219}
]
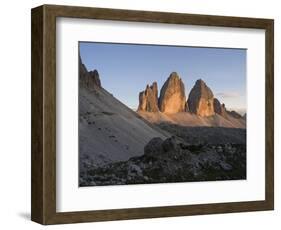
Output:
[
  {"left": 157, "top": 123, "right": 246, "bottom": 145},
  {"left": 80, "top": 135, "right": 246, "bottom": 186},
  {"left": 80, "top": 125, "right": 246, "bottom": 186}
]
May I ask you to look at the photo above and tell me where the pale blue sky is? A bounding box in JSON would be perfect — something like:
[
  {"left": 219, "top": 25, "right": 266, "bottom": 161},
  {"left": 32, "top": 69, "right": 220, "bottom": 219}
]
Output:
[{"left": 79, "top": 42, "right": 246, "bottom": 114}]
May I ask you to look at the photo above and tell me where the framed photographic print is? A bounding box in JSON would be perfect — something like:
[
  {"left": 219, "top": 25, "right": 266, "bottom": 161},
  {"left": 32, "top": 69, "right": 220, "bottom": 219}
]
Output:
[{"left": 31, "top": 4, "right": 274, "bottom": 225}]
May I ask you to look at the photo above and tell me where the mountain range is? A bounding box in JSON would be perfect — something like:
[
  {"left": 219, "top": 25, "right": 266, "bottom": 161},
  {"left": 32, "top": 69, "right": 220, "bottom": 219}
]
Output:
[
  {"left": 137, "top": 72, "right": 246, "bottom": 128},
  {"left": 79, "top": 56, "right": 246, "bottom": 186}
]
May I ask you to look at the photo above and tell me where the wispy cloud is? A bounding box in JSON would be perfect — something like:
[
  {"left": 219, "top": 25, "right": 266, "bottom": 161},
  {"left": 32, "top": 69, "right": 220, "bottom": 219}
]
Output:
[{"left": 215, "top": 92, "right": 240, "bottom": 98}]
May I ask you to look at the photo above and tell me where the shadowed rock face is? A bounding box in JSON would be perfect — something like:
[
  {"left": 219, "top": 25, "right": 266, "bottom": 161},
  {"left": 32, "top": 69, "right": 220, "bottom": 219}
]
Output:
[
  {"left": 151, "top": 82, "right": 158, "bottom": 100},
  {"left": 213, "top": 98, "right": 228, "bottom": 118},
  {"left": 188, "top": 79, "right": 215, "bottom": 117},
  {"left": 88, "top": 70, "right": 101, "bottom": 88},
  {"left": 158, "top": 72, "right": 186, "bottom": 113},
  {"left": 138, "top": 82, "right": 159, "bottom": 112},
  {"left": 79, "top": 55, "right": 101, "bottom": 89},
  {"left": 78, "top": 56, "right": 169, "bottom": 169},
  {"left": 213, "top": 98, "right": 221, "bottom": 114},
  {"left": 79, "top": 55, "right": 88, "bottom": 80}
]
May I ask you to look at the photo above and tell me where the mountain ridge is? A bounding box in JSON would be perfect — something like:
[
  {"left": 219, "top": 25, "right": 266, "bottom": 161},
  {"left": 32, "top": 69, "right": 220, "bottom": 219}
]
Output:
[
  {"left": 79, "top": 57, "right": 170, "bottom": 168},
  {"left": 137, "top": 72, "right": 246, "bottom": 128}
]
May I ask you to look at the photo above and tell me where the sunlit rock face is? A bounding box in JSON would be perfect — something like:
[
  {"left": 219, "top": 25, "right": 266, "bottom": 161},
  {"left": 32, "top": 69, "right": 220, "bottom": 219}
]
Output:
[
  {"left": 138, "top": 82, "right": 159, "bottom": 112},
  {"left": 187, "top": 79, "right": 215, "bottom": 117},
  {"left": 158, "top": 72, "right": 186, "bottom": 113}
]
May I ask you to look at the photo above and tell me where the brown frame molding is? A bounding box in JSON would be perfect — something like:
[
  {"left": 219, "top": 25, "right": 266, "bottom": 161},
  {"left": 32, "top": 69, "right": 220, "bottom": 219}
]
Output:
[{"left": 31, "top": 4, "right": 274, "bottom": 225}]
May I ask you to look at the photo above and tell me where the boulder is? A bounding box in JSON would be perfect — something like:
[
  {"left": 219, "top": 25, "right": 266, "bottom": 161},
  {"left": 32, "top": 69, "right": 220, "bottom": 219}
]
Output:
[
  {"left": 162, "top": 136, "right": 179, "bottom": 152},
  {"left": 144, "top": 137, "right": 164, "bottom": 156}
]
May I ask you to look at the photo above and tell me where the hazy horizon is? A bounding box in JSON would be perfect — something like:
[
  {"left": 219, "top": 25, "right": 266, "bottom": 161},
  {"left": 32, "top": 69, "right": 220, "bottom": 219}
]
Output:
[{"left": 79, "top": 42, "right": 247, "bottom": 115}]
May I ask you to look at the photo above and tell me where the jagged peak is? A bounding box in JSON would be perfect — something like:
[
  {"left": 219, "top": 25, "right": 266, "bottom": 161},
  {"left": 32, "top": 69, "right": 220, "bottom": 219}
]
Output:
[
  {"left": 167, "top": 72, "right": 181, "bottom": 81},
  {"left": 151, "top": 81, "right": 158, "bottom": 88},
  {"left": 88, "top": 69, "right": 101, "bottom": 88},
  {"left": 190, "top": 79, "right": 214, "bottom": 99},
  {"left": 158, "top": 72, "right": 186, "bottom": 113},
  {"left": 144, "top": 84, "right": 150, "bottom": 91},
  {"left": 195, "top": 78, "right": 205, "bottom": 84},
  {"left": 89, "top": 69, "right": 99, "bottom": 75},
  {"left": 79, "top": 56, "right": 102, "bottom": 89},
  {"left": 138, "top": 81, "right": 159, "bottom": 112},
  {"left": 213, "top": 98, "right": 227, "bottom": 118},
  {"left": 194, "top": 79, "right": 209, "bottom": 90},
  {"left": 188, "top": 79, "right": 214, "bottom": 116}
]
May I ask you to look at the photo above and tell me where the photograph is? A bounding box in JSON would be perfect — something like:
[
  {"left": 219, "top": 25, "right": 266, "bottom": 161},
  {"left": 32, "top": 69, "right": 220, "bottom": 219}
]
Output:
[
  {"left": 30, "top": 4, "right": 274, "bottom": 224},
  {"left": 78, "top": 42, "right": 247, "bottom": 187}
]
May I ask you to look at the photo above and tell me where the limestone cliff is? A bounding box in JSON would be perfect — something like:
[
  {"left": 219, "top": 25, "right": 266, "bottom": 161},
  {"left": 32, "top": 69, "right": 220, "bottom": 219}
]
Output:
[
  {"left": 187, "top": 79, "right": 214, "bottom": 117},
  {"left": 158, "top": 72, "right": 186, "bottom": 113},
  {"left": 138, "top": 82, "right": 159, "bottom": 112}
]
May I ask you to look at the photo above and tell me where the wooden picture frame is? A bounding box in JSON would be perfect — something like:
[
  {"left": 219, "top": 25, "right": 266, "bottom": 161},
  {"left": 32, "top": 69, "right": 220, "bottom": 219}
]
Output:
[{"left": 31, "top": 4, "right": 274, "bottom": 225}]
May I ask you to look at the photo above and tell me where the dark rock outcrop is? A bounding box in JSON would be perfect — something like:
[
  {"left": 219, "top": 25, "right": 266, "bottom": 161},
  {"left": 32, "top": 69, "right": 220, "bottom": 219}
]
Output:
[
  {"left": 88, "top": 70, "right": 101, "bottom": 88},
  {"left": 138, "top": 82, "right": 159, "bottom": 112},
  {"left": 158, "top": 123, "right": 247, "bottom": 145},
  {"left": 80, "top": 135, "right": 246, "bottom": 186},
  {"left": 187, "top": 79, "right": 215, "bottom": 117},
  {"left": 227, "top": 110, "right": 243, "bottom": 119},
  {"left": 79, "top": 55, "right": 101, "bottom": 89},
  {"left": 79, "top": 55, "right": 88, "bottom": 80},
  {"left": 158, "top": 72, "right": 186, "bottom": 113},
  {"left": 213, "top": 97, "right": 244, "bottom": 120},
  {"left": 162, "top": 136, "right": 179, "bottom": 152},
  {"left": 213, "top": 98, "right": 221, "bottom": 114},
  {"left": 144, "top": 137, "right": 164, "bottom": 156},
  {"left": 213, "top": 98, "right": 228, "bottom": 118}
]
